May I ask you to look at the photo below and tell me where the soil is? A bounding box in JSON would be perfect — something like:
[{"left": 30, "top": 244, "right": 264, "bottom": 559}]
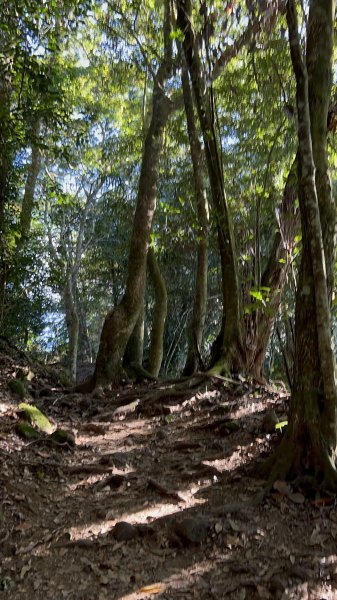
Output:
[{"left": 1, "top": 341, "right": 337, "bottom": 600}]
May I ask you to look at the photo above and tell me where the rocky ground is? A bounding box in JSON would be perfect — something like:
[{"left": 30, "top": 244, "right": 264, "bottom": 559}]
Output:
[{"left": 1, "top": 337, "right": 337, "bottom": 600}]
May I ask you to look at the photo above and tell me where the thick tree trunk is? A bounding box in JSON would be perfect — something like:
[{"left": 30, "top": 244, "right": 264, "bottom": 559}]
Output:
[
  {"left": 91, "top": 3, "right": 173, "bottom": 388},
  {"left": 181, "top": 60, "right": 209, "bottom": 376},
  {"left": 266, "top": 0, "right": 337, "bottom": 490},
  {"left": 147, "top": 247, "right": 167, "bottom": 377},
  {"left": 177, "top": 0, "right": 242, "bottom": 376}
]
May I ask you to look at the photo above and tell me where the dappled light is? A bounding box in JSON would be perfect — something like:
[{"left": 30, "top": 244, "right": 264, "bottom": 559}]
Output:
[{"left": 1, "top": 0, "right": 337, "bottom": 597}]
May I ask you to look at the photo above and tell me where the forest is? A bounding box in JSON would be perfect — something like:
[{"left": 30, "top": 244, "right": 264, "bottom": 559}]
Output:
[{"left": 1, "top": 0, "right": 337, "bottom": 598}]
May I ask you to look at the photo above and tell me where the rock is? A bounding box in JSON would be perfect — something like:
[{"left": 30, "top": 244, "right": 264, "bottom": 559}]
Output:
[
  {"left": 113, "top": 521, "right": 137, "bottom": 541},
  {"left": 262, "top": 409, "right": 279, "bottom": 433},
  {"left": 172, "top": 517, "right": 210, "bottom": 545},
  {"left": 95, "top": 474, "right": 125, "bottom": 491},
  {"left": 50, "top": 429, "right": 75, "bottom": 447},
  {"left": 8, "top": 379, "right": 29, "bottom": 399},
  {"left": 15, "top": 421, "right": 41, "bottom": 440},
  {"left": 18, "top": 402, "right": 53, "bottom": 434}
]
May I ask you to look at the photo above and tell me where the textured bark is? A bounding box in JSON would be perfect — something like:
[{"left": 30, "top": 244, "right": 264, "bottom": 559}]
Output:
[
  {"left": 0, "top": 43, "right": 13, "bottom": 330},
  {"left": 266, "top": 0, "right": 337, "bottom": 489},
  {"left": 181, "top": 60, "right": 209, "bottom": 376},
  {"left": 63, "top": 271, "right": 79, "bottom": 383},
  {"left": 123, "top": 304, "right": 144, "bottom": 368},
  {"left": 177, "top": 0, "right": 242, "bottom": 375},
  {"left": 243, "top": 157, "right": 299, "bottom": 380},
  {"left": 147, "top": 247, "right": 167, "bottom": 377},
  {"left": 91, "top": 2, "right": 174, "bottom": 388},
  {"left": 306, "top": 0, "right": 336, "bottom": 300}
]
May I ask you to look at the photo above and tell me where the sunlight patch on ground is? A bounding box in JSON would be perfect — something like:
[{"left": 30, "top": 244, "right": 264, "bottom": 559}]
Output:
[
  {"left": 117, "top": 558, "right": 220, "bottom": 600},
  {"left": 67, "top": 495, "right": 207, "bottom": 541}
]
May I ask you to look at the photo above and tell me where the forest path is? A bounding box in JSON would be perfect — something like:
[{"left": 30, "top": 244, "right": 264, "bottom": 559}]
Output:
[{"left": 1, "top": 347, "right": 337, "bottom": 599}]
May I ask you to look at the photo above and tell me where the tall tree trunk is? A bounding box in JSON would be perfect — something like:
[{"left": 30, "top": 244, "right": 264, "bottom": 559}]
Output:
[
  {"left": 243, "top": 156, "right": 299, "bottom": 381},
  {"left": 181, "top": 59, "right": 209, "bottom": 376},
  {"left": 266, "top": 0, "right": 337, "bottom": 490},
  {"left": 18, "top": 120, "right": 41, "bottom": 245},
  {"left": 177, "top": 0, "right": 242, "bottom": 376},
  {"left": 63, "top": 271, "right": 79, "bottom": 383},
  {"left": 90, "top": 2, "right": 174, "bottom": 389},
  {"left": 147, "top": 247, "right": 167, "bottom": 377},
  {"left": 0, "top": 44, "right": 13, "bottom": 331}
]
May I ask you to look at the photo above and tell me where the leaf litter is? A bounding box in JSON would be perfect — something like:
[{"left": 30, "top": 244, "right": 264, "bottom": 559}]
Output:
[{"left": 1, "top": 345, "right": 337, "bottom": 599}]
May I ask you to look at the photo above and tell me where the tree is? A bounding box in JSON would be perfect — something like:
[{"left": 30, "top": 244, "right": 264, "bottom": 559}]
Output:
[
  {"left": 181, "top": 59, "right": 209, "bottom": 376},
  {"left": 267, "top": 0, "right": 337, "bottom": 489},
  {"left": 177, "top": 0, "right": 243, "bottom": 375},
  {"left": 89, "top": 0, "right": 175, "bottom": 388}
]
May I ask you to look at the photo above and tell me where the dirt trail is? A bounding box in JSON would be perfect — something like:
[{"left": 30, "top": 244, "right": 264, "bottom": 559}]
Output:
[{"left": 1, "top": 348, "right": 337, "bottom": 599}]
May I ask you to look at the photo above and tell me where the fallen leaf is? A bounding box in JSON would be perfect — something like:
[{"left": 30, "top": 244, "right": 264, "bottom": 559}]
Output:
[
  {"left": 139, "top": 583, "right": 166, "bottom": 594},
  {"left": 20, "top": 560, "right": 32, "bottom": 579}
]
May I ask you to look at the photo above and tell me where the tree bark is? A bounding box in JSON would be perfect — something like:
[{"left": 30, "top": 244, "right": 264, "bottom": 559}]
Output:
[
  {"left": 243, "top": 156, "right": 299, "bottom": 380},
  {"left": 0, "top": 40, "right": 13, "bottom": 330},
  {"left": 91, "top": 2, "right": 174, "bottom": 388},
  {"left": 177, "top": 0, "right": 242, "bottom": 376},
  {"left": 266, "top": 0, "right": 337, "bottom": 490},
  {"left": 147, "top": 247, "right": 167, "bottom": 377},
  {"left": 123, "top": 303, "right": 144, "bottom": 368},
  {"left": 63, "top": 269, "right": 79, "bottom": 383},
  {"left": 180, "top": 59, "right": 209, "bottom": 376}
]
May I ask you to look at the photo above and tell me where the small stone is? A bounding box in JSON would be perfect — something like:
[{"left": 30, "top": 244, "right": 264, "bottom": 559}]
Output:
[
  {"left": 50, "top": 429, "right": 75, "bottom": 446},
  {"left": 113, "top": 521, "right": 137, "bottom": 541},
  {"left": 262, "top": 410, "right": 278, "bottom": 433},
  {"left": 172, "top": 517, "right": 210, "bottom": 545}
]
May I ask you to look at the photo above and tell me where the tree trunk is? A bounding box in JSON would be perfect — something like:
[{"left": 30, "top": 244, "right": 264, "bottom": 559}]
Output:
[
  {"left": 147, "top": 247, "right": 167, "bottom": 377},
  {"left": 19, "top": 120, "right": 41, "bottom": 245},
  {"left": 177, "top": 0, "right": 242, "bottom": 376},
  {"left": 91, "top": 2, "right": 174, "bottom": 389},
  {"left": 63, "top": 270, "right": 79, "bottom": 383},
  {"left": 266, "top": 0, "right": 337, "bottom": 490},
  {"left": 123, "top": 303, "right": 144, "bottom": 368},
  {"left": 0, "top": 44, "right": 13, "bottom": 330},
  {"left": 243, "top": 156, "right": 299, "bottom": 381},
  {"left": 181, "top": 59, "right": 209, "bottom": 376}
]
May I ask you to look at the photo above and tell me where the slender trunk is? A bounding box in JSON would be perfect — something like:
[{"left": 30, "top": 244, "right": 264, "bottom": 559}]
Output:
[
  {"left": 18, "top": 120, "right": 41, "bottom": 245},
  {"left": 181, "top": 59, "right": 209, "bottom": 376},
  {"left": 0, "top": 50, "right": 12, "bottom": 331},
  {"left": 177, "top": 0, "right": 242, "bottom": 375},
  {"left": 147, "top": 247, "right": 167, "bottom": 377},
  {"left": 91, "top": 2, "right": 174, "bottom": 389},
  {"left": 243, "top": 156, "right": 299, "bottom": 380},
  {"left": 63, "top": 270, "right": 79, "bottom": 383}
]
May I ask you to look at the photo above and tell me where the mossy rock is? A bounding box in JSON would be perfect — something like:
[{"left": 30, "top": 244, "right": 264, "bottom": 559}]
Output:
[
  {"left": 50, "top": 429, "right": 75, "bottom": 447},
  {"left": 15, "top": 421, "right": 41, "bottom": 440},
  {"left": 18, "top": 402, "right": 53, "bottom": 434},
  {"left": 8, "top": 379, "right": 29, "bottom": 399}
]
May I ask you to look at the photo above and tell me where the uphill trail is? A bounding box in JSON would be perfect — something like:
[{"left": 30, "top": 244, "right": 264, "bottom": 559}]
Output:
[{"left": 0, "top": 342, "right": 336, "bottom": 599}]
